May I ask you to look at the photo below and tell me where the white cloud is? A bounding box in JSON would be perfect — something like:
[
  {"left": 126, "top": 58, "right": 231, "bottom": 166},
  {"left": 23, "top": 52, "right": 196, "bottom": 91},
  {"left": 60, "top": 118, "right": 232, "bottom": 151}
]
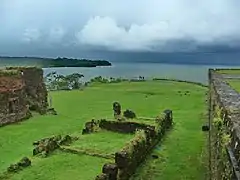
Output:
[
  {"left": 77, "top": 16, "right": 187, "bottom": 51},
  {"left": 1, "top": 0, "right": 240, "bottom": 52},
  {"left": 76, "top": 0, "right": 240, "bottom": 51}
]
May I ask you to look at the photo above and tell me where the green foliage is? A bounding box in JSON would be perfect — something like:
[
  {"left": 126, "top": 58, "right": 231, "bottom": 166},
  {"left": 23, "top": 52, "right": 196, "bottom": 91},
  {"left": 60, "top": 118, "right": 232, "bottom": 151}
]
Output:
[
  {"left": 52, "top": 57, "right": 111, "bottom": 67},
  {"left": 65, "top": 73, "right": 84, "bottom": 89},
  {"left": 1, "top": 57, "right": 111, "bottom": 68},
  {"left": 90, "top": 76, "right": 109, "bottom": 83},
  {"left": 0, "top": 70, "right": 20, "bottom": 77},
  {"left": 123, "top": 109, "right": 136, "bottom": 119},
  {"left": 89, "top": 76, "right": 129, "bottom": 84},
  {"left": 45, "top": 72, "right": 84, "bottom": 91},
  {"left": 212, "top": 105, "right": 232, "bottom": 179},
  {"left": 110, "top": 77, "right": 127, "bottom": 83}
]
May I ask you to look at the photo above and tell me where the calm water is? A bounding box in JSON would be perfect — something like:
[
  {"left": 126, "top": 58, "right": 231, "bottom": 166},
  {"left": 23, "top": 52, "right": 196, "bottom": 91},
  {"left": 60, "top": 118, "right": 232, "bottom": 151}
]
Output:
[{"left": 43, "top": 62, "right": 239, "bottom": 85}]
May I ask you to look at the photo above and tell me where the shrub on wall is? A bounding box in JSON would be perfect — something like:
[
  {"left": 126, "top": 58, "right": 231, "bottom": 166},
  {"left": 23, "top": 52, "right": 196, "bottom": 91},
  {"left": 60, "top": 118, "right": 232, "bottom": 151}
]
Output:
[{"left": 123, "top": 110, "right": 136, "bottom": 119}]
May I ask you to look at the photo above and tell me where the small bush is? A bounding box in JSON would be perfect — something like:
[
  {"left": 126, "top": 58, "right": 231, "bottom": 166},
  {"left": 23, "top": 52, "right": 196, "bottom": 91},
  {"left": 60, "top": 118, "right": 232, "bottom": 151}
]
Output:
[
  {"left": 17, "top": 157, "right": 31, "bottom": 167},
  {"left": 7, "top": 164, "right": 19, "bottom": 173},
  {"left": 123, "top": 109, "right": 136, "bottom": 119}
]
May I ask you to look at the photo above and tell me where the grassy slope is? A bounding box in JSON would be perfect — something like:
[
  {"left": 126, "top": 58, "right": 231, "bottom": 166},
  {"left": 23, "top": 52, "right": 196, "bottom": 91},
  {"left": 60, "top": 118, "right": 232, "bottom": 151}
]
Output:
[
  {"left": 0, "top": 81, "right": 207, "bottom": 180},
  {"left": 132, "top": 101, "right": 207, "bottom": 180},
  {"left": 10, "top": 152, "right": 111, "bottom": 180},
  {"left": 217, "top": 69, "right": 240, "bottom": 74},
  {"left": 227, "top": 79, "right": 240, "bottom": 92}
]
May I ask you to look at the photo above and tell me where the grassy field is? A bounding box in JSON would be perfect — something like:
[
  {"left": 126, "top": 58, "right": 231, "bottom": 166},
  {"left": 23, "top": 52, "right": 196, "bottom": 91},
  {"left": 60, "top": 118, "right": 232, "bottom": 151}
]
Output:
[
  {"left": 227, "top": 79, "right": 240, "bottom": 92},
  {"left": 214, "top": 69, "right": 240, "bottom": 92},
  {"left": 0, "top": 80, "right": 208, "bottom": 180},
  {"left": 10, "top": 152, "right": 111, "bottom": 180},
  {"left": 70, "top": 130, "right": 134, "bottom": 155},
  {"left": 216, "top": 69, "right": 240, "bottom": 74}
]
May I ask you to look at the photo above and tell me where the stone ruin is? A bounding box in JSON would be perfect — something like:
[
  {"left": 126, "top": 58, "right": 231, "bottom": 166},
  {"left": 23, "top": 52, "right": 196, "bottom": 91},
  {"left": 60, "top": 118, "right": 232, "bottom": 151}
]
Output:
[
  {"left": 0, "top": 67, "right": 48, "bottom": 126},
  {"left": 113, "top": 102, "right": 121, "bottom": 120},
  {"left": 82, "top": 119, "right": 99, "bottom": 134},
  {"left": 6, "top": 67, "right": 48, "bottom": 114},
  {"left": 33, "top": 135, "right": 74, "bottom": 157},
  {"left": 95, "top": 163, "right": 118, "bottom": 180},
  {"left": 0, "top": 71, "right": 30, "bottom": 126},
  {"left": 78, "top": 103, "right": 173, "bottom": 180},
  {"left": 112, "top": 102, "right": 138, "bottom": 121},
  {"left": 7, "top": 157, "right": 31, "bottom": 173},
  {"left": 95, "top": 109, "right": 173, "bottom": 180},
  {"left": 79, "top": 104, "right": 173, "bottom": 180}
]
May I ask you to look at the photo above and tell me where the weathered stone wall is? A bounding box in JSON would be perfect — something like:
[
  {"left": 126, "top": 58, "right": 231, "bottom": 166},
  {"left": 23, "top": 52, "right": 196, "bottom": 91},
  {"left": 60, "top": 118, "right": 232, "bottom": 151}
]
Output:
[
  {"left": 0, "top": 88, "right": 30, "bottom": 126},
  {"left": 7, "top": 67, "right": 48, "bottom": 114},
  {"left": 209, "top": 69, "right": 240, "bottom": 180},
  {"left": 0, "top": 67, "right": 48, "bottom": 126},
  {"left": 0, "top": 71, "right": 30, "bottom": 126}
]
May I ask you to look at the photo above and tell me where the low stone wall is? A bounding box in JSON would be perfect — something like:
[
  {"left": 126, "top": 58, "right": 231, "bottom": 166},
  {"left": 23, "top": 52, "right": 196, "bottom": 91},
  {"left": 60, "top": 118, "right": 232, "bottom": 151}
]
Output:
[
  {"left": 95, "top": 110, "right": 173, "bottom": 180},
  {"left": 96, "top": 163, "right": 118, "bottom": 180},
  {"left": 209, "top": 69, "right": 240, "bottom": 179},
  {"left": 99, "top": 120, "right": 156, "bottom": 134},
  {"left": 7, "top": 157, "right": 31, "bottom": 173},
  {"left": 152, "top": 78, "right": 208, "bottom": 87},
  {"left": 32, "top": 135, "right": 76, "bottom": 157}
]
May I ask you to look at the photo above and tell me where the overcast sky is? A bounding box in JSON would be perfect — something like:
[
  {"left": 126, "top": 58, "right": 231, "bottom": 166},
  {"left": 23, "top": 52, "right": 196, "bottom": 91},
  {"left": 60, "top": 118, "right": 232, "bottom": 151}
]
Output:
[{"left": 1, "top": 0, "right": 240, "bottom": 56}]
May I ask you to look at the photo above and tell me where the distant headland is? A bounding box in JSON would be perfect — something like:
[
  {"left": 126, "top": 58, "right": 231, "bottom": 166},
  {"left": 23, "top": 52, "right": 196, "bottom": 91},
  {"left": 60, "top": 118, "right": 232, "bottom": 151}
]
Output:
[{"left": 0, "top": 56, "right": 112, "bottom": 68}]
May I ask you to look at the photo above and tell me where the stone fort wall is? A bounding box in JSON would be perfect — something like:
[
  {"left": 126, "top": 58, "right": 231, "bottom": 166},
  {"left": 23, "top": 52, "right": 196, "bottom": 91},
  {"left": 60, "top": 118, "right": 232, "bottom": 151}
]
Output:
[{"left": 209, "top": 69, "right": 240, "bottom": 179}]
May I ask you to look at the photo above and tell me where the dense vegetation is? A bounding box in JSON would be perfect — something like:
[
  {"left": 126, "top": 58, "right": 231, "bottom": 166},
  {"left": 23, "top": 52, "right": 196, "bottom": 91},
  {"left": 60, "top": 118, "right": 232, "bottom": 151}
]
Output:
[
  {"left": 45, "top": 72, "right": 84, "bottom": 90},
  {"left": 0, "top": 57, "right": 111, "bottom": 68},
  {"left": 0, "top": 80, "right": 207, "bottom": 180}
]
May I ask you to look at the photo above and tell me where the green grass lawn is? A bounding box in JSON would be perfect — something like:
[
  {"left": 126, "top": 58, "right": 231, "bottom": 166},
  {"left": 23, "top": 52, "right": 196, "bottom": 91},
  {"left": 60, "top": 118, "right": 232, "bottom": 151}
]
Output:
[
  {"left": 0, "top": 80, "right": 208, "bottom": 180},
  {"left": 227, "top": 79, "right": 240, "bottom": 92},
  {"left": 216, "top": 69, "right": 240, "bottom": 74},
  {"left": 70, "top": 130, "right": 134, "bottom": 155},
  {"left": 10, "top": 151, "right": 111, "bottom": 180}
]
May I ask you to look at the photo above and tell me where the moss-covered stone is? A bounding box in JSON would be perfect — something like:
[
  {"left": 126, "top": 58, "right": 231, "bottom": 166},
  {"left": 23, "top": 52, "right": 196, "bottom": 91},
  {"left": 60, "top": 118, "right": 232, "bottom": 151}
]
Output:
[{"left": 7, "top": 157, "right": 31, "bottom": 173}]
